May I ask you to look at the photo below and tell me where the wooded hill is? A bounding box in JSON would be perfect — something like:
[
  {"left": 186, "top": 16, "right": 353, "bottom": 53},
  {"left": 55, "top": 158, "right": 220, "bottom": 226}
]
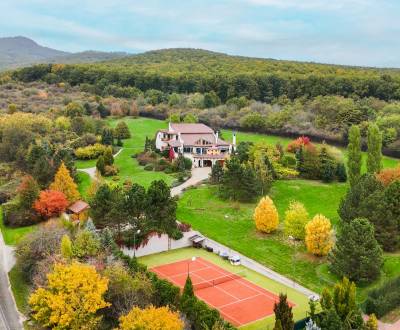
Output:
[{"left": 11, "top": 48, "right": 400, "bottom": 101}]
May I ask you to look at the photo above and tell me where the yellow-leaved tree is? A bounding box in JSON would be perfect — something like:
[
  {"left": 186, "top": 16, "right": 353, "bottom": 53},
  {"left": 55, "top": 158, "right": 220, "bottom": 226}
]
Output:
[
  {"left": 29, "top": 262, "right": 110, "bottom": 329},
  {"left": 117, "top": 306, "right": 183, "bottom": 330},
  {"left": 50, "top": 162, "right": 80, "bottom": 203},
  {"left": 305, "top": 214, "right": 333, "bottom": 256},
  {"left": 365, "top": 314, "right": 378, "bottom": 330},
  {"left": 284, "top": 201, "right": 309, "bottom": 240},
  {"left": 254, "top": 196, "right": 279, "bottom": 233}
]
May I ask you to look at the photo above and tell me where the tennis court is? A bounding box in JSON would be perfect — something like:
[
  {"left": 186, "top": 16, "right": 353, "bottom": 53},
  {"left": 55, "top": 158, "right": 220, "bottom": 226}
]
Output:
[{"left": 151, "top": 257, "right": 294, "bottom": 326}]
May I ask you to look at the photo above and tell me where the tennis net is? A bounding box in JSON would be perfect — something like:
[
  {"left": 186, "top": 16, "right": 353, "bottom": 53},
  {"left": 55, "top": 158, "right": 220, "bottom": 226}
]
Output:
[{"left": 193, "top": 271, "right": 246, "bottom": 291}]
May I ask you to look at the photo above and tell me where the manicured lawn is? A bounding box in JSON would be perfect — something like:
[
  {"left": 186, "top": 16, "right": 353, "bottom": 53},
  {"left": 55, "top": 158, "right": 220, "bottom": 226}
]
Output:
[
  {"left": 75, "top": 117, "right": 174, "bottom": 188},
  {"left": 271, "top": 180, "right": 346, "bottom": 226},
  {"left": 177, "top": 184, "right": 400, "bottom": 300},
  {"left": 8, "top": 266, "right": 30, "bottom": 314},
  {"left": 140, "top": 247, "right": 310, "bottom": 329},
  {"left": 0, "top": 207, "right": 36, "bottom": 246},
  {"left": 77, "top": 171, "right": 91, "bottom": 200},
  {"left": 177, "top": 185, "right": 325, "bottom": 293}
]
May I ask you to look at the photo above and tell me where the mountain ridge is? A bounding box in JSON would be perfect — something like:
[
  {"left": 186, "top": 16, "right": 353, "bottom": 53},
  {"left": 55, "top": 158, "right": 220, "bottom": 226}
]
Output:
[{"left": 0, "top": 36, "right": 129, "bottom": 70}]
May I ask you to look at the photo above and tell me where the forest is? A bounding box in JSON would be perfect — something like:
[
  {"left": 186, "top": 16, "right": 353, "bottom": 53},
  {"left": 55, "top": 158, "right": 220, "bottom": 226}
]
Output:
[{"left": 9, "top": 48, "right": 400, "bottom": 102}]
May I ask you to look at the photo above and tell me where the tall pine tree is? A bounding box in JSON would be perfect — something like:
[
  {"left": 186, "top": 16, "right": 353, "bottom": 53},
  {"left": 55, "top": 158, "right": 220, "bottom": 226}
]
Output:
[
  {"left": 273, "top": 294, "right": 294, "bottom": 330},
  {"left": 329, "top": 218, "right": 383, "bottom": 283},
  {"left": 367, "top": 124, "right": 382, "bottom": 174},
  {"left": 347, "top": 125, "right": 362, "bottom": 187}
]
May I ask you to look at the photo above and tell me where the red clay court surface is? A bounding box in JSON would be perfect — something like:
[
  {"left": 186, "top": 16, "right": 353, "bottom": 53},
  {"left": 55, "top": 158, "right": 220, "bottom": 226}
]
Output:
[{"left": 150, "top": 257, "right": 295, "bottom": 327}]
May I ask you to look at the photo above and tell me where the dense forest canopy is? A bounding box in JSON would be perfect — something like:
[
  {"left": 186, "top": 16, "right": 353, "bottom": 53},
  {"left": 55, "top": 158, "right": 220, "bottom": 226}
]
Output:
[{"left": 10, "top": 48, "right": 400, "bottom": 102}]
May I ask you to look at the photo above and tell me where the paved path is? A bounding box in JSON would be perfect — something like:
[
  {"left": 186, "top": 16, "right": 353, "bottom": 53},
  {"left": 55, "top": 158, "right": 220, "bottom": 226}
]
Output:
[
  {"left": 0, "top": 233, "right": 23, "bottom": 330},
  {"left": 171, "top": 167, "right": 211, "bottom": 197}
]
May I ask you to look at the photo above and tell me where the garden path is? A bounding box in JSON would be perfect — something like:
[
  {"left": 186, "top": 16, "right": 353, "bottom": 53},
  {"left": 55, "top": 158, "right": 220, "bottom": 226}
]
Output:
[{"left": 171, "top": 167, "right": 211, "bottom": 197}]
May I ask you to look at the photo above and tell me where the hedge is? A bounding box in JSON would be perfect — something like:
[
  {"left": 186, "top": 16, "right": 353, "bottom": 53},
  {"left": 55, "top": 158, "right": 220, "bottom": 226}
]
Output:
[{"left": 365, "top": 276, "right": 400, "bottom": 318}]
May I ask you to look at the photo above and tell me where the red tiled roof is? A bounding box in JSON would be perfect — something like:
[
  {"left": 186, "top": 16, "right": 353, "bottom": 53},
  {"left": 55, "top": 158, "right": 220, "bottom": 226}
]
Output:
[{"left": 68, "top": 200, "right": 90, "bottom": 214}]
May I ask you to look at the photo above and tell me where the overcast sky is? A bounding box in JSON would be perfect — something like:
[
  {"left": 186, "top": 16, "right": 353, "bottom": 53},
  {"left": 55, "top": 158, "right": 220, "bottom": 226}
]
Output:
[{"left": 1, "top": 0, "right": 400, "bottom": 67}]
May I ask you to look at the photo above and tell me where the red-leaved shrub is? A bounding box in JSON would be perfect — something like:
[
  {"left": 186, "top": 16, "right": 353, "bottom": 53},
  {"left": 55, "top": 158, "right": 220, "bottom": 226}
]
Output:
[{"left": 34, "top": 190, "right": 68, "bottom": 218}]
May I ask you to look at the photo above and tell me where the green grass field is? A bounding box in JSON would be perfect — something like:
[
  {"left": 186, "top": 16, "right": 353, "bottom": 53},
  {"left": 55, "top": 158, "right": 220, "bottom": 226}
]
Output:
[
  {"left": 76, "top": 117, "right": 174, "bottom": 188},
  {"left": 0, "top": 207, "right": 36, "bottom": 246},
  {"left": 177, "top": 184, "right": 400, "bottom": 300},
  {"left": 8, "top": 266, "right": 30, "bottom": 314},
  {"left": 77, "top": 171, "right": 91, "bottom": 200},
  {"left": 140, "top": 247, "right": 310, "bottom": 330},
  {"left": 177, "top": 185, "right": 326, "bottom": 293}
]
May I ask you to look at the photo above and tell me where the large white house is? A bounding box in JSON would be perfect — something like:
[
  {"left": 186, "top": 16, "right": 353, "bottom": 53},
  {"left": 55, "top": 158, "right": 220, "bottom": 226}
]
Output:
[{"left": 155, "top": 123, "right": 236, "bottom": 167}]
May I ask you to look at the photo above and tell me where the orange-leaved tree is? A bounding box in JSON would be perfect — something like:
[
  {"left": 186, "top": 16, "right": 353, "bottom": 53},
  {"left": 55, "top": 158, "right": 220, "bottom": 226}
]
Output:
[
  {"left": 29, "top": 262, "right": 109, "bottom": 330},
  {"left": 254, "top": 196, "right": 279, "bottom": 233},
  {"left": 34, "top": 190, "right": 68, "bottom": 218},
  {"left": 305, "top": 214, "right": 333, "bottom": 256},
  {"left": 376, "top": 167, "right": 400, "bottom": 186},
  {"left": 50, "top": 162, "right": 80, "bottom": 203},
  {"left": 117, "top": 305, "right": 183, "bottom": 330}
]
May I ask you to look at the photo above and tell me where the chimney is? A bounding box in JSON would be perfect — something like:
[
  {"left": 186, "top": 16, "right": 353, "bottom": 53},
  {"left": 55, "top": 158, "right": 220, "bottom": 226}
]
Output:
[
  {"left": 232, "top": 132, "right": 236, "bottom": 146},
  {"left": 215, "top": 131, "right": 219, "bottom": 144}
]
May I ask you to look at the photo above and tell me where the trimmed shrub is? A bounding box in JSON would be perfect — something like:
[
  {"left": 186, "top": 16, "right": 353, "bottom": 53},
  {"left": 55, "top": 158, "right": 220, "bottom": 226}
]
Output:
[
  {"left": 365, "top": 276, "right": 400, "bottom": 318},
  {"left": 74, "top": 143, "right": 108, "bottom": 160}
]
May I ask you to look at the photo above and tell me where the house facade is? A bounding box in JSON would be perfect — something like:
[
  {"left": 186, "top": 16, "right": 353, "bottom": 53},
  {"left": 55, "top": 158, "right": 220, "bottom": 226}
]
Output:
[{"left": 156, "top": 123, "right": 236, "bottom": 167}]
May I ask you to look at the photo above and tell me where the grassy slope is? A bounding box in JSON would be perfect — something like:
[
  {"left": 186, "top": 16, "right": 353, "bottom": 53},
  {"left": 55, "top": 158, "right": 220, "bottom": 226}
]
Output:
[
  {"left": 177, "top": 185, "right": 400, "bottom": 301},
  {"left": 0, "top": 206, "right": 36, "bottom": 245},
  {"left": 140, "top": 247, "right": 310, "bottom": 329},
  {"left": 177, "top": 125, "right": 399, "bottom": 300},
  {"left": 177, "top": 185, "right": 325, "bottom": 293},
  {"left": 76, "top": 117, "right": 174, "bottom": 188},
  {"left": 8, "top": 266, "right": 30, "bottom": 314}
]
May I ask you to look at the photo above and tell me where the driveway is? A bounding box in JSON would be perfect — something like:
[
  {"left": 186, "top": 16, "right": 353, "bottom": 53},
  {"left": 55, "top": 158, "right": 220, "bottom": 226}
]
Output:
[
  {"left": 171, "top": 167, "right": 211, "bottom": 197},
  {"left": 0, "top": 233, "right": 23, "bottom": 330}
]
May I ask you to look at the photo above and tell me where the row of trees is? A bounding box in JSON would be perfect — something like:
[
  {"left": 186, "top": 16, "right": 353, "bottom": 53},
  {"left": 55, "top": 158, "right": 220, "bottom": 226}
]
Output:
[
  {"left": 90, "top": 180, "right": 180, "bottom": 242},
  {"left": 253, "top": 197, "right": 333, "bottom": 256},
  {"left": 329, "top": 124, "right": 399, "bottom": 284}
]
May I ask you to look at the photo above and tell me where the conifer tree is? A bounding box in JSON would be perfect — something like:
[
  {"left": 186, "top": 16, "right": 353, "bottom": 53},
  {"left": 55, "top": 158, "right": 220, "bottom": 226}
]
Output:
[
  {"left": 61, "top": 235, "right": 73, "bottom": 259},
  {"left": 367, "top": 123, "right": 382, "bottom": 174},
  {"left": 114, "top": 121, "right": 131, "bottom": 140},
  {"left": 101, "top": 127, "right": 114, "bottom": 145},
  {"left": 50, "top": 162, "right": 80, "bottom": 203},
  {"left": 210, "top": 161, "right": 223, "bottom": 184},
  {"left": 103, "top": 147, "right": 114, "bottom": 166},
  {"left": 335, "top": 162, "right": 347, "bottom": 182},
  {"left": 318, "top": 146, "right": 335, "bottom": 183},
  {"left": 273, "top": 294, "right": 294, "bottom": 330},
  {"left": 347, "top": 125, "right": 362, "bottom": 186},
  {"left": 329, "top": 218, "right": 383, "bottom": 283},
  {"left": 17, "top": 175, "right": 40, "bottom": 209}
]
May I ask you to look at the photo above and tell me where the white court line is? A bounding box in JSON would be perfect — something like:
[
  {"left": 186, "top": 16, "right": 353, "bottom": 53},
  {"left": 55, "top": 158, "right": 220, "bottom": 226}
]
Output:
[{"left": 196, "top": 257, "right": 279, "bottom": 302}]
